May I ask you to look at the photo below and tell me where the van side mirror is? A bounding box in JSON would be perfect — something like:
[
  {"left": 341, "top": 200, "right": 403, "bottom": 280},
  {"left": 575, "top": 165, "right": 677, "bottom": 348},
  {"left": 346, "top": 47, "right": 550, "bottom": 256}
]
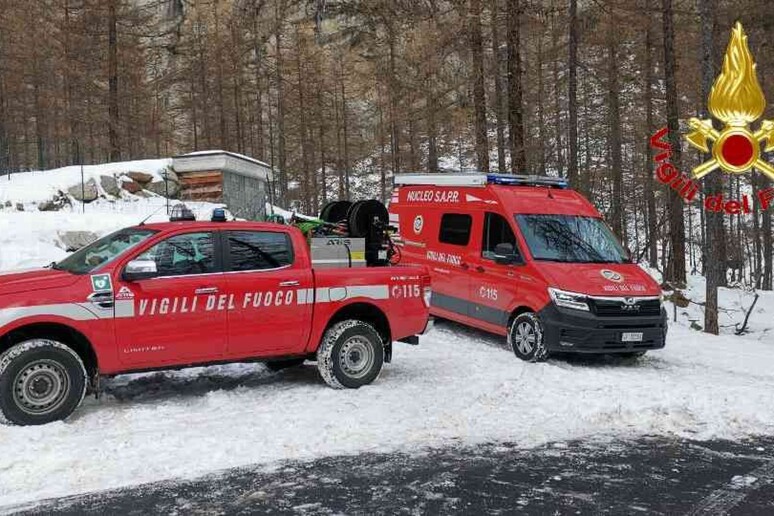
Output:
[
  {"left": 493, "top": 243, "right": 523, "bottom": 265},
  {"left": 123, "top": 259, "right": 158, "bottom": 281}
]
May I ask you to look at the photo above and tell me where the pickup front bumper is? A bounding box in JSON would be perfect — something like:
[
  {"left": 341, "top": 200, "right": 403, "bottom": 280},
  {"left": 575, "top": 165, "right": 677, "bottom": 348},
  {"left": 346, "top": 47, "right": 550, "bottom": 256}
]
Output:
[{"left": 538, "top": 303, "right": 668, "bottom": 354}]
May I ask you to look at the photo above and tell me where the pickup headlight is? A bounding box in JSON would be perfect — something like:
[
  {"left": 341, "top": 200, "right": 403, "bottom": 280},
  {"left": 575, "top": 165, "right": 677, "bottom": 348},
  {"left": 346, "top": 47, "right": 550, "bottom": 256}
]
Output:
[{"left": 548, "top": 287, "right": 590, "bottom": 311}]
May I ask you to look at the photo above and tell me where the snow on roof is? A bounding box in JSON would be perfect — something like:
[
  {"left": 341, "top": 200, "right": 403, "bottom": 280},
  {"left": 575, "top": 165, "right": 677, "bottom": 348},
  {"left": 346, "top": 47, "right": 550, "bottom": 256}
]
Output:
[
  {"left": 174, "top": 150, "right": 272, "bottom": 169},
  {"left": 172, "top": 150, "right": 272, "bottom": 181}
]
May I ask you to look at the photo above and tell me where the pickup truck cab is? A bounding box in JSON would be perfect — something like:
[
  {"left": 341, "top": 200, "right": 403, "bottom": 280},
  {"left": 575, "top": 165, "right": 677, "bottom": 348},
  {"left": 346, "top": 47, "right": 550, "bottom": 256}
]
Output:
[
  {"left": 0, "top": 219, "right": 431, "bottom": 425},
  {"left": 390, "top": 173, "right": 666, "bottom": 362}
]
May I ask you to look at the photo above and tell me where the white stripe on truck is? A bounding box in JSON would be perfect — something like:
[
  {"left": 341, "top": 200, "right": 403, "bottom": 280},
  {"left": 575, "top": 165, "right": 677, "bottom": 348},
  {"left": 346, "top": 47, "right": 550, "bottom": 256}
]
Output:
[{"left": 296, "top": 285, "right": 389, "bottom": 305}]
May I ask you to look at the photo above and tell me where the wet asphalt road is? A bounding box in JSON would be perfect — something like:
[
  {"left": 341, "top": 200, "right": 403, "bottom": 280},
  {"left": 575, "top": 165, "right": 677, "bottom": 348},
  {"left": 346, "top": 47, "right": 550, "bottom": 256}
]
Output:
[{"left": 11, "top": 436, "right": 774, "bottom": 515}]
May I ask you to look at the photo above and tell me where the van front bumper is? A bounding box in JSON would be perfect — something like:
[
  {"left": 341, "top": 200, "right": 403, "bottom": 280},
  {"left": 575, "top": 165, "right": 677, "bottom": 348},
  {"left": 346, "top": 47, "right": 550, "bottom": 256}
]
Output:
[{"left": 538, "top": 303, "right": 668, "bottom": 354}]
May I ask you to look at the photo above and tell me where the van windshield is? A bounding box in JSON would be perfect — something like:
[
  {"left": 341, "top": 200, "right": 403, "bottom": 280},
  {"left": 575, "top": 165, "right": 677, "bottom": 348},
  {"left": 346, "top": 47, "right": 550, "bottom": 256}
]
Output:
[
  {"left": 53, "top": 228, "right": 158, "bottom": 274},
  {"left": 515, "top": 214, "right": 627, "bottom": 264}
]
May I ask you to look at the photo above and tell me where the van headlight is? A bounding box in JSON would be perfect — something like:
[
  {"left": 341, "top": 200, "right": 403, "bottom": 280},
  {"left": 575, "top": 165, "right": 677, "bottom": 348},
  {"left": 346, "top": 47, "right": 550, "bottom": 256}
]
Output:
[{"left": 548, "top": 287, "right": 590, "bottom": 311}]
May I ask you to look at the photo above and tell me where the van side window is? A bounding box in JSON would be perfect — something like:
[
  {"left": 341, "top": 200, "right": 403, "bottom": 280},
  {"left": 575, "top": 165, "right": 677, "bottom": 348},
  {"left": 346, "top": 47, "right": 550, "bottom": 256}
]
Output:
[
  {"left": 482, "top": 212, "right": 517, "bottom": 260},
  {"left": 439, "top": 213, "right": 472, "bottom": 246}
]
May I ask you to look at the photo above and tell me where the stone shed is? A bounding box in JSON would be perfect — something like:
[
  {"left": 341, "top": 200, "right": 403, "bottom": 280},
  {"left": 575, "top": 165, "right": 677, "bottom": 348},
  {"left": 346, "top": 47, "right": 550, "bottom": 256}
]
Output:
[{"left": 171, "top": 151, "right": 272, "bottom": 220}]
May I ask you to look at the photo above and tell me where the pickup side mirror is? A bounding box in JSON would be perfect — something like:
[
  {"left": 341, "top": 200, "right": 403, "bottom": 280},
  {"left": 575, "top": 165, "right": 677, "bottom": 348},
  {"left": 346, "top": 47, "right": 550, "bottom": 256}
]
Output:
[
  {"left": 123, "top": 259, "right": 158, "bottom": 281},
  {"left": 493, "top": 243, "right": 523, "bottom": 266}
]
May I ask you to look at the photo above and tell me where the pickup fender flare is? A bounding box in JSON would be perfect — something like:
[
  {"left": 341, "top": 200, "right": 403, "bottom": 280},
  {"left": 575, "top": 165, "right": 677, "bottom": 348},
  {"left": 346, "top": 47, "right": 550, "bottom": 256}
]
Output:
[{"left": 308, "top": 301, "right": 392, "bottom": 354}]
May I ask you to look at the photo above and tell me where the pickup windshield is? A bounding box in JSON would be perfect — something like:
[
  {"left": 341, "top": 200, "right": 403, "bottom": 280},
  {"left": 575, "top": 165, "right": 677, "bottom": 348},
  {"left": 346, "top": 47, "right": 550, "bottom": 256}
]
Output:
[
  {"left": 515, "top": 214, "right": 627, "bottom": 264},
  {"left": 53, "top": 228, "right": 158, "bottom": 274}
]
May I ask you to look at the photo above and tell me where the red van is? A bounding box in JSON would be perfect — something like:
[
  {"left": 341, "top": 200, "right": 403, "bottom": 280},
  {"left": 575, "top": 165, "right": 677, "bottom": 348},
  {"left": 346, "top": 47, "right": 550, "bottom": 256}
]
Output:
[{"left": 389, "top": 173, "right": 667, "bottom": 362}]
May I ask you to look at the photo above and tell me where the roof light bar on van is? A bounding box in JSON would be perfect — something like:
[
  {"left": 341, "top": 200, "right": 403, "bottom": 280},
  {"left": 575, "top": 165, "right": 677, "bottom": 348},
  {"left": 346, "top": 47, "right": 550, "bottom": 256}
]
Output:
[
  {"left": 486, "top": 174, "right": 568, "bottom": 188},
  {"left": 393, "top": 173, "right": 567, "bottom": 189}
]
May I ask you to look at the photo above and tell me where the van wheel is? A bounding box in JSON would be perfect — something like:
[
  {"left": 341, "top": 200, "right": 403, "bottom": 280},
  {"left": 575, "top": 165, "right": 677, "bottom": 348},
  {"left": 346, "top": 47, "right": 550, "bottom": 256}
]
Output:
[
  {"left": 508, "top": 313, "right": 549, "bottom": 362},
  {"left": 317, "top": 320, "right": 384, "bottom": 389},
  {"left": 265, "top": 358, "right": 305, "bottom": 372},
  {"left": 0, "top": 340, "right": 88, "bottom": 426}
]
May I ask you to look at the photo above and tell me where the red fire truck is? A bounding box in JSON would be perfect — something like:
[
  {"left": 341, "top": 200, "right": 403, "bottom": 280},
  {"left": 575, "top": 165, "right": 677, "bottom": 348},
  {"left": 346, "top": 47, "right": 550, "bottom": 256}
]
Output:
[
  {"left": 389, "top": 173, "right": 666, "bottom": 362},
  {"left": 0, "top": 216, "right": 431, "bottom": 425}
]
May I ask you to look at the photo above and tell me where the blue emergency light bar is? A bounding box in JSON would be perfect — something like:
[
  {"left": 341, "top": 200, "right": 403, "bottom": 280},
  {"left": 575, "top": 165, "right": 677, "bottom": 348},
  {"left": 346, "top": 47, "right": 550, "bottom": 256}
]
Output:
[{"left": 486, "top": 173, "right": 568, "bottom": 188}]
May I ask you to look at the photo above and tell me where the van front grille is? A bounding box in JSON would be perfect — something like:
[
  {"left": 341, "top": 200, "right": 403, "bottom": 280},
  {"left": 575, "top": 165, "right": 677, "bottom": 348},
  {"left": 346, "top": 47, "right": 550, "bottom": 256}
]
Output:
[{"left": 589, "top": 298, "right": 662, "bottom": 317}]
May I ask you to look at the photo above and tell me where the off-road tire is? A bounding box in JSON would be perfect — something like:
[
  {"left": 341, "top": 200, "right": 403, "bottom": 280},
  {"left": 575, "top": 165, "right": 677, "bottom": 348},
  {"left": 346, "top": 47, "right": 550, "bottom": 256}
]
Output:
[
  {"left": 508, "top": 313, "right": 549, "bottom": 362},
  {"left": 316, "top": 320, "right": 384, "bottom": 389},
  {"left": 0, "top": 339, "right": 88, "bottom": 426},
  {"left": 265, "top": 358, "right": 305, "bottom": 372}
]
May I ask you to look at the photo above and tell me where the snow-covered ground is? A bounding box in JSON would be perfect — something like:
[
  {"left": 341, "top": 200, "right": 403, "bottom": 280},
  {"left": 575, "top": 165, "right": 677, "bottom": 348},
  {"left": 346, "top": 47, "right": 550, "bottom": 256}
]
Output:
[
  {"left": 1, "top": 161, "right": 773, "bottom": 509},
  {"left": 2, "top": 323, "right": 774, "bottom": 508}
]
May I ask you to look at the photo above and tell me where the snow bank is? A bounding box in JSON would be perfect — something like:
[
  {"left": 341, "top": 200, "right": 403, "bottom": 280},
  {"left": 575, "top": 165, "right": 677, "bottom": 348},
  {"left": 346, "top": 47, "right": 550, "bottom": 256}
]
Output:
[
  {"left": 0, "top": 158, "right": 171, "bottom": 206},
  {"left": 1, "top": 324, "right": 774, "bottom": 508},
  {"left": 0, "top": 198, "right": 222, "bottom": 270}
]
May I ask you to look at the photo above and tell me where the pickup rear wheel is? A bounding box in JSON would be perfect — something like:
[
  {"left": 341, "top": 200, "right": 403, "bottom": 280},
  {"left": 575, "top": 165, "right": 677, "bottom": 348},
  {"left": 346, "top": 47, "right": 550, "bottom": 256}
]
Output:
[
  {"left": 508, "top": 313, "right": 549, "bottom": 362},
  {"left": 317, "top": 320, "right": 384, "bottom": 389},
  {"left": 0, "top": 339, "right": 88, "bottom": 426}
]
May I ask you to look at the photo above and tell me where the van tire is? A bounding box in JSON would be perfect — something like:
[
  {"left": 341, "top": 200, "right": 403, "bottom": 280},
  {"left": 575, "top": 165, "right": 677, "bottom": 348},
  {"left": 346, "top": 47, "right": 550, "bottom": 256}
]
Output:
[
  {"left": 508, "top": 313, "right": 549, "bottom": 362},
  {"left": 0, "top": 339, "right": 88, "bottom": 426},
  {"left": 317, "top": 320, "right": 384, "bottom": 389},
  {"left": 266, "top": 358, "right": 305, "bottom": 372}
]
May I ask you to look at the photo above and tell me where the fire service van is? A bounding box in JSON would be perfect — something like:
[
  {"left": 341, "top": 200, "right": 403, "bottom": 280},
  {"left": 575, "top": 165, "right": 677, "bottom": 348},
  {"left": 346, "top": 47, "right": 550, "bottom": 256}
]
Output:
[
  {"left": 0, "top": 212, "right": 431, "bottom": 425},
  {"left": 389, "top": 173, "right": 667, "bottom": 362}
]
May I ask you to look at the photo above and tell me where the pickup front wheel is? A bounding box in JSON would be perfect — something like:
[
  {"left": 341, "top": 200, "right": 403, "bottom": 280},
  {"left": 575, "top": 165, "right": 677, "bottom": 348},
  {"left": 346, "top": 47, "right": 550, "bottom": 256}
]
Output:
[
  {"left": 317, "top": 320, "right": 384, "bottom": 389},
  {"left": 0, "top": 339, "right": 88, "bottom": 426}
]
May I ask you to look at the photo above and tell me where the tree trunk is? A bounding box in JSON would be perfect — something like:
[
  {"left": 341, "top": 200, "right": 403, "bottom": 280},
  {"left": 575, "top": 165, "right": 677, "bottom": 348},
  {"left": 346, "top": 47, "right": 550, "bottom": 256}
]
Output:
[
  {"left": 490, "top": 0, "right": 506, "bottom": 172},
  {"left": 506, "top": 0, "right": 525, "bottom": 173},
  {"left": 470, "top": 0, "right": 489, "bottom": 172},
  {"left": 700, "top": 0, "right": 723, "bottom": 334},
  {"left": 607, "top": 19, "right": 623, "bottom": 238},
  {"left": 662, "top": 0, "right": 686, "bottom": 286},
  {"left": 644, "top": 2, "right": 658, "bottom": 267},
  {"left": 568, "top": 0, "right": 580, "bottom": 191},
  {"left": 551, "top": 2, "right": 564, "bottom": 178},
  {"left": 253, "top": 16, "right": 265, "bottom": 161},
  {"left": 108, "top": 0, "right": 120, "bottom": 161},
  {"left": 275, "top": 4, "right": 287, "bottom": 205}
]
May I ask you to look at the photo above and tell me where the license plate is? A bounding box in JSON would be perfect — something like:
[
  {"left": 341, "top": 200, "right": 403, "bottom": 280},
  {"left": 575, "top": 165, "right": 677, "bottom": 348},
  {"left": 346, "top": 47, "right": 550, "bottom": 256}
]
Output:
[{"left": 622, "top": 332, "right": 643, "bottom": 342}]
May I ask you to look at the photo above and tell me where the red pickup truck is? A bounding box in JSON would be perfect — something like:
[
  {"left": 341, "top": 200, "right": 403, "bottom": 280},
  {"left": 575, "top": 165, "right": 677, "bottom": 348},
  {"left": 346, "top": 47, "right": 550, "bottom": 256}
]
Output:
[{"left": 0, "top": 220, "right": 432, "bottom": 425}]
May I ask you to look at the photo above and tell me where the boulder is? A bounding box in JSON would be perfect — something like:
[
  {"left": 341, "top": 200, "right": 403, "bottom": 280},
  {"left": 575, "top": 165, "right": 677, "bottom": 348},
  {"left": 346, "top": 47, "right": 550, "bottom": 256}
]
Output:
[
  {"left": 57, "top": 230, "right": 98, "bottom": 252},
  {"left": 4, "top": 201, "right": 11, "bottom": 208},
  {"left": 38, "top": 193, "right": 70, "bottom": 212},
  {"left": 100, "top": 175, "right": 121, "bottom": 196},
  {"left": 163, "top": 168, "right": 179, "bottom": 183},
  {"left": 121, "top": 180, "right": 143, "bottom": 194},
  {"left": 15, "top": 203, "right": 24, "bottom": 211},
  {"left": 145, "top": 179, "right": 180, "bottom": 198},
  {"left": 126, "top": 171, "right": 154, "bottom": 184},
  {"left": 68, "top": 178, "right": 99, "bottom": 203}
]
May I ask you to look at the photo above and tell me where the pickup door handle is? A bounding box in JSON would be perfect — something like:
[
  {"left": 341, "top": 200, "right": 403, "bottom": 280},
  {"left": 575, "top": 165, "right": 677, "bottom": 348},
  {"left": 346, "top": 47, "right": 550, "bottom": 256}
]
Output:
[
  {"left": 475, "top": 266, "right": 485, "bottom": 273},
  {"left": 279, "top": 280, "right": 300, "bottom": 287},
  {"left": 195, "top": 287, "right": 219, "bottom": 295}
]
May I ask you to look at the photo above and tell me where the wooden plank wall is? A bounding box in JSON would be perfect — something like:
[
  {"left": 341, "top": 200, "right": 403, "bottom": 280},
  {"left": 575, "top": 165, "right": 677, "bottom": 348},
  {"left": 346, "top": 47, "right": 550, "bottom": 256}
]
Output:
[{"left": 179, "top": 170, "right": 223, "bottom": 201}]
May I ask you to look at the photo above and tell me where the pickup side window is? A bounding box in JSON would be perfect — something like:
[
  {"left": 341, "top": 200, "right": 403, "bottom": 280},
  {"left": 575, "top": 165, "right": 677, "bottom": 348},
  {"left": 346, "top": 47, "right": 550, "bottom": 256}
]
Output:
[
  {"left": 482, "top": 212, "right": 518, "bottom": 260},
  {"left": 227, "top": 231, "right": 294, "bottom": 271},
  {"left": 438, "top": 213, "right": 472, "bottom": 246},
  {"left": 136, "top": 232, "right": 216, "bottom": 277}
]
